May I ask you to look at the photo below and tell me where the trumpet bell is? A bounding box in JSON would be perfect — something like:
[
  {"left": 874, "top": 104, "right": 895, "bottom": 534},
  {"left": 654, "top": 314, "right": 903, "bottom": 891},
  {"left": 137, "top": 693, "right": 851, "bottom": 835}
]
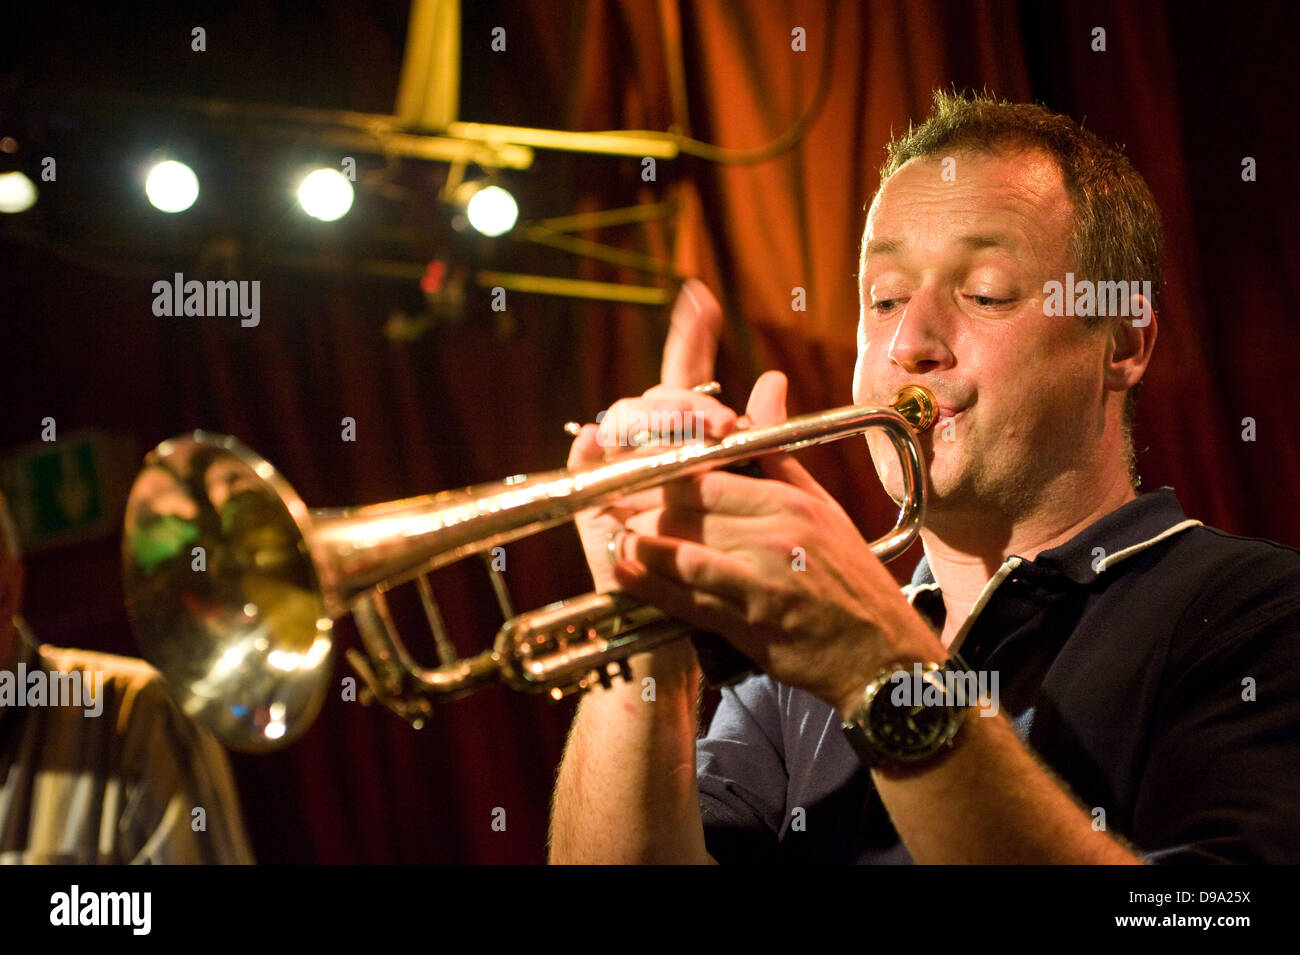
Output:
[{"left": 122, "top": 432, "right": 334, "bottom": 752}]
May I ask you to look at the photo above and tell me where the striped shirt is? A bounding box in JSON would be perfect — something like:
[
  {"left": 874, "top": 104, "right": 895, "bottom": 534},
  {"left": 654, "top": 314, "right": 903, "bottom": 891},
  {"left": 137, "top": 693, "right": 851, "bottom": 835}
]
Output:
[{"left": 0, "top": 626, "right": 254, "bottom": 864}]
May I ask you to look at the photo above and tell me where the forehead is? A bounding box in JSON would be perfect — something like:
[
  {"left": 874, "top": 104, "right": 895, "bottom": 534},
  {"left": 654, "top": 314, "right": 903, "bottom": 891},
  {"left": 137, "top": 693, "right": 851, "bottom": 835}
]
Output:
[{"left": 862, "top": 149, "right": 1072, "bottom": 265}]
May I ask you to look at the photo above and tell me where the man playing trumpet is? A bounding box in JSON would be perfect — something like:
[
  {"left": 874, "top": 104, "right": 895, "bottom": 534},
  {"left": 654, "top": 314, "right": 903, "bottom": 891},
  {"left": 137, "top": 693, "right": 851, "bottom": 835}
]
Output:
[{"left": 549, "top": 92, "right": 1300, "bottom": 864}]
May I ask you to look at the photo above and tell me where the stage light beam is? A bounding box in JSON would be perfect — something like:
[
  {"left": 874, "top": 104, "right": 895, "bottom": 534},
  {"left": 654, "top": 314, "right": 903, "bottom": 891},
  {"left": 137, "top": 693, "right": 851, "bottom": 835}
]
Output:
[{"left": 298, "top": 168, "right": 354, "bottom": 221}]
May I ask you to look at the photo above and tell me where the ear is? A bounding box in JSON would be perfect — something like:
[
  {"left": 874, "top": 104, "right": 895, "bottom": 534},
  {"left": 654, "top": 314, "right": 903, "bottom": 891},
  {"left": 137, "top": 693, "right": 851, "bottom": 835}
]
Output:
[{"left": 1104, "top": 293, "right": 1158, "bottom": 394}]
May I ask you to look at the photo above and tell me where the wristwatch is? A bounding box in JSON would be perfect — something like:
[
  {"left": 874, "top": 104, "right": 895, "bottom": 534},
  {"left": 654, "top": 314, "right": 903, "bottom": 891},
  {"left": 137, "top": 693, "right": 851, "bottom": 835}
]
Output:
[{"left": 840, "top": 653, "right": 975, "bottom": 770}]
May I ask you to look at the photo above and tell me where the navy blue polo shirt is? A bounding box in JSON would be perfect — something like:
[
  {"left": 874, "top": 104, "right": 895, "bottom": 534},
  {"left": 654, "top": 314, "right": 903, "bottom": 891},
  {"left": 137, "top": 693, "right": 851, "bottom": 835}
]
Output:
[{"left": 696, "top": 488, "right": 1300, "bottom": 863}]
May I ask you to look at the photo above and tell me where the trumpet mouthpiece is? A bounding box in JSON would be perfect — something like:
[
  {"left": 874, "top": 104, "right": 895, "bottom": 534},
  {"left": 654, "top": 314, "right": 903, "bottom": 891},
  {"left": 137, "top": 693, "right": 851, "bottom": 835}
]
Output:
[{"left": 889, "top": 385, "right": 938, "bottom": 433}]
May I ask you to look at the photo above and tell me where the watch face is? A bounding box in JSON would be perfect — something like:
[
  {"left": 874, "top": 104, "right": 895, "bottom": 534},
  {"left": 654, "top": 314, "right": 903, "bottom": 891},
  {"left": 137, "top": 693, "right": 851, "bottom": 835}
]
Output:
[{"left": 867, "top": 670, "right": 958, "bottom": 761}]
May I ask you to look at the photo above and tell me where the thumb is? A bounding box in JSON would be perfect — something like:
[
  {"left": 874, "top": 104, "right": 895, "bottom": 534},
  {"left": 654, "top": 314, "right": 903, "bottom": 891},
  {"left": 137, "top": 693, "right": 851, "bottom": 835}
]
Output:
[
  {"left": 565, "top": 423, "right": 602, "bottom": 470},
  {"left": 742, "top": 372, "right": 831, "bottom": 499},
  {"left": 743, "top": 370, "right": 789, "bottom": 427},
  {"left": 660, "top": 279, "right": 722, "bottom": 389}
]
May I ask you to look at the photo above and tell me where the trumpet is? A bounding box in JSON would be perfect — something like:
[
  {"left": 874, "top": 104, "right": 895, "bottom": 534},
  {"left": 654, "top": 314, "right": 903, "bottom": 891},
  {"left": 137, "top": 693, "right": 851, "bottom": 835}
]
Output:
[{"left": 121, "top": 385, "right": 936, "bottom": 752}]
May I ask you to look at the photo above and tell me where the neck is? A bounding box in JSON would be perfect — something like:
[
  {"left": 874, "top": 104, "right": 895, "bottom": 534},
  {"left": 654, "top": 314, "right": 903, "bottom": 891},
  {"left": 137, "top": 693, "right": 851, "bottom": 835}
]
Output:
[{"left": 919, "top": 465, "right": 1137, "bottom": 645}]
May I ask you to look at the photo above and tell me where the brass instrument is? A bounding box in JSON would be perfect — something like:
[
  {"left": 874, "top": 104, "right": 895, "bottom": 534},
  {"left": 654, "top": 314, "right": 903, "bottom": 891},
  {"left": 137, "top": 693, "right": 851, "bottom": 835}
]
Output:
[{"left": 121, "top": 385, "right": 935, "bottom": 752}]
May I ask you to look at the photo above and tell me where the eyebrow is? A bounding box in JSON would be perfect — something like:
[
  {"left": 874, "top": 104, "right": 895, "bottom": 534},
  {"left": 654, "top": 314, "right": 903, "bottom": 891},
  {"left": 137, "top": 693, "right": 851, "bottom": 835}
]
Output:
[
  {"left": 863, "top": 238, "right": 901, "bottom": 256},
  {"left": 958, "top": 233, "right": 1018, "bottom": 252},
  {"left": 862, "top": 233, "right": 1021, "bottom": 261}
]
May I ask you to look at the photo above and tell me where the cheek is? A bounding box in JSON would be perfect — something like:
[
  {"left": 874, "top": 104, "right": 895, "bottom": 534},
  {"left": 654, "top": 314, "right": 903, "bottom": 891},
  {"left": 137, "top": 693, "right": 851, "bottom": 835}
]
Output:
[
  {"left": 989, "top": 340, "right": 1097, "bottom": 438},
  {"left": 967, "top": 329, "right": 1041, "bottom": 406},
  {"left": 852, "top": 336, "right": 884, "bottom": 404},
  {"left": 863, "top": 431, "right": 902, "bottom": 492}
]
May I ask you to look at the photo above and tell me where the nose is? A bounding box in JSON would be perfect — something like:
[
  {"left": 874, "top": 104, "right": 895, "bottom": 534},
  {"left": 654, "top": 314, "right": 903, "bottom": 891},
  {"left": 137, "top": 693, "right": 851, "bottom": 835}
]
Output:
[{"left": 887, "top": 286, "right": 955, "bottom": 374}]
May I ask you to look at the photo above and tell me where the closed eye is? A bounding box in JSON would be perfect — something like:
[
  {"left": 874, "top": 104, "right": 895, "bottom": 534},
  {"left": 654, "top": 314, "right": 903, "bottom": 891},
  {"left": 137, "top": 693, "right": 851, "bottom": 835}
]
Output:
[{"left": 966, "top": 294, "right": 1014, "bottom": 308}]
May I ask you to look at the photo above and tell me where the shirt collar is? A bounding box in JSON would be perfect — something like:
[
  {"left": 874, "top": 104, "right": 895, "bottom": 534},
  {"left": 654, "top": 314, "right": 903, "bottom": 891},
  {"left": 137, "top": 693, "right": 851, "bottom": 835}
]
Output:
[{"left": 908, "top": 486, "right": 1202, "bottom": 592}]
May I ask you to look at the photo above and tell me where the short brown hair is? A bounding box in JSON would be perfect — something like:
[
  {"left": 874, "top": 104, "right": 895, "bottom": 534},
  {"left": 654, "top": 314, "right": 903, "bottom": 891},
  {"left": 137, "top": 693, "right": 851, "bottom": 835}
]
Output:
[{"left": 877, "top": 90, "right": 1162, "bottom": 487}]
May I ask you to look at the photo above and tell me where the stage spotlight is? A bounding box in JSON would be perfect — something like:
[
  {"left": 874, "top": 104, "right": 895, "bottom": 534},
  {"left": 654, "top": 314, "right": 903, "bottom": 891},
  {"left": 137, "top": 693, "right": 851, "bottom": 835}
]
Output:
[
  {"left": 455, "top": 183, "right": 518, "bottom": 237},
  {"left": 0, "top": 171, "right": 37, "bottom": 213},
  {"left": 466, "top": 185, "right": 518, "bottom": 236},
  {"left": 297, "top": 168, "right": 354, "bottom": 221},
  {"left": 145, "top": 160, "right": 199, "bottom": 213}
]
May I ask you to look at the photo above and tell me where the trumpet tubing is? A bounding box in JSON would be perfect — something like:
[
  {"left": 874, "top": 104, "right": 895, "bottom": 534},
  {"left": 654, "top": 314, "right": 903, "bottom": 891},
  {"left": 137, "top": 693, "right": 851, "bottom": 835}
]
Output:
[{"left": 121, "top": 385, "right": 936, "bottom": 751}]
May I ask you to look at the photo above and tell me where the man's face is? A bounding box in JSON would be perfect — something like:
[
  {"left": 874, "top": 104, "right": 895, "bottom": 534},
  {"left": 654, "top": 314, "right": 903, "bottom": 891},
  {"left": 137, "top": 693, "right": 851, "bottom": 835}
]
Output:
[{"left": 854, "top": 149, "right": 1108, "bottom": 515}]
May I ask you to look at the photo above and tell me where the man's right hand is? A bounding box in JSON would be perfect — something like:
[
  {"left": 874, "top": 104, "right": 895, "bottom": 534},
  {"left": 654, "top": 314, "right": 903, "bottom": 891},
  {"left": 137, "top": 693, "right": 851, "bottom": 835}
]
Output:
[
  {"left": 549, "top": 279, "right": 728, "bottom": 864},
  {"left": 566, "top": 279, "right": 732, "bottom": 594}
]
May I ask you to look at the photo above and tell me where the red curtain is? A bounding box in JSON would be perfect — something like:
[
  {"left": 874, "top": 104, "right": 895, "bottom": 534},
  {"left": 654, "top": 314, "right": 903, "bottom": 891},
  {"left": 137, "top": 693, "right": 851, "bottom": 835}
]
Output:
[{"left": 5, "top": 0, "right": 1297, "bottom": 862}]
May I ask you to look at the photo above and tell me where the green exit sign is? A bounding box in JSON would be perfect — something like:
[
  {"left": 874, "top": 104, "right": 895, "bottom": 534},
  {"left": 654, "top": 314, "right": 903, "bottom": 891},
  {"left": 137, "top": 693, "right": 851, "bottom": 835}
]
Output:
[{"left": 1, "top": 430, "right": 136, "bottom": 554}]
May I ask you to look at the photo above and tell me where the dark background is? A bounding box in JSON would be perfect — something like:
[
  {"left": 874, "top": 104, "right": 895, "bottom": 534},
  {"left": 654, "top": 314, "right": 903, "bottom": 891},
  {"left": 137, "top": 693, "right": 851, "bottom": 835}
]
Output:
[{"left": 2, "top": 0, "right": 1297, "bottom": 863}]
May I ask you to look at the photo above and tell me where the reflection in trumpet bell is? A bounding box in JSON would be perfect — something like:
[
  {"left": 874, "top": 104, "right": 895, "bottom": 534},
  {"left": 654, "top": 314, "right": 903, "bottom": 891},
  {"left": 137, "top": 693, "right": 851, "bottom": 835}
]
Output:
[{"left": 122, "top": 432, "right": 332, "bottom": 753}]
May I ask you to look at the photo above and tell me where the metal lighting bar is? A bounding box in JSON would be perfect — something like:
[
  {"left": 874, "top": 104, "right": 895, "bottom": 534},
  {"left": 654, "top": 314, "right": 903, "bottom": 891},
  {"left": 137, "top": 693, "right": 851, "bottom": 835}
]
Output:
[
  {"left": 474, "top": 272, "right": 673, "bottom": 305},
  {"left": 446, "top": 122, "right": 681, "bottom": 159},
  {"left": 529, "top": 201, "right": 678, "bottom": 233},
  {"left": 396, "top": 0, "right": 461, "bottom": 131}
]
